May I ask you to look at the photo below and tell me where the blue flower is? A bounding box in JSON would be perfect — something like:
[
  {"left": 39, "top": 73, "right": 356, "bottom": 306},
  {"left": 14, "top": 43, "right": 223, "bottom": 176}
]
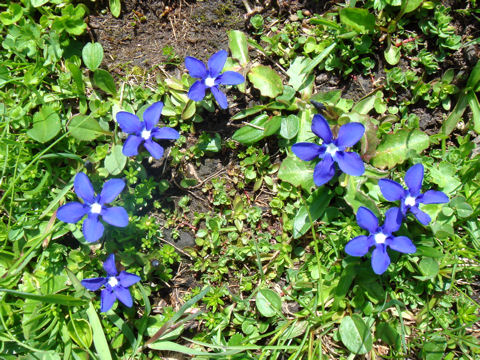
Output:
[
  {"left": 345, "top": 207, "right": 416, "bottom": 275},
  {"left": 81, "top": 254, "right": 141, "bottom": 312},
  {"left": 56, "top": 172, "right": 128, "bottom": 243},
  {"left": 291, "top": 114, "right": 365, "bottom": 186},
  {"left": 116, "top": 102, "right": 180, "bottom": 159},
  {"left": 378, "top": 163, "right": 449, "bottom": 225},
  {"left": 185, "top": 50, "right": 245, "bottom": 109}
]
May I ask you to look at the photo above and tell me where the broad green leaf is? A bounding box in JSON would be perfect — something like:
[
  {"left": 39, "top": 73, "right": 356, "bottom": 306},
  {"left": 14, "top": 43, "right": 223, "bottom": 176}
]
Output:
[
  {"left": 232, "top": 105, "right": 265, "bottom": 120},
  {"left": 279, "top": 114, "right": 299, "bottom": 140},
  {"left": 67, "top": 319, "right": 93, "bottom": 348},
  {"left": 0, "top": 3, "right": 23, "bottom": 25},
  {"left": 339, "top": 8, "right": 375, "bottom": 34},
  {"left": 87, "top": 303, "right": 112, "bottom": 360},
  {"left": 287, "top": 56, "right": 310, "bottom": 91},
  {"left": 256, "top": 289, "right": 282, "bottom": 318},
  {"left": 228, "top": 30, "right": 249, "bottom": 66},
  {"left": 27, "top": 106, "right": 61, "bottom": 143},
  {"left": 93, "top": 69, "right": 117, "bottom": 96},
  {"left": 293, "top": 188, "right": 333, "bottom": 239},
  {"left": 449, "top": 196, "right": 473, "bottom": 218},
  {"left": 82, "top": 42, "right": 104, "bottom": 71},
  {"left": 278, "top": 154, "right": 315, "bottom": 191},
  {"left": 232, "top": 114, "right": 269, "bottom": 144},
  {"left": 466, "top": 59, "right": 480, "bottom": 91},
  {"left": 30, "top": 0, "right": 49, "bottom": 7},
  {"left": 104, "top": 145, "right": 127, "bottom": 175},
  {"left": 339, "top": 315, "right": 372, "bottom": 355},
  {"left": 344, "top": 175, "right": 380, "bottom": 216},
  {"left": 467, "top": 91, "right": 480, "bottom": 133},
  {"left": 414, "top": 258, "right": 439, "bottom": 281},
  {"left": 384, "top": 40, "right": 400, "bottom": 65},
  {"left": 248, "top": 65, "right": 283, "bottom": 98},
  {"left": 376, "top": 322, "right": 401, "bottom": 349},
  {"left": 403, "top": 0, "right": 422, "bottom": 12},
  {"left": 263, "top": 116, "right": 282, "bottom": 136},
  {"left": 441, "top": 92, "right": 468, "bottom": 136},
  {"left": 421, "top": 335, "right": 447, "bottom": 360},
  {"left": 301, "top": 42, "right": 336, "bottom": 75},
  {"left": 69, "top": 114, "right": 108, "bottom": 142},
  {"left": 109, "top": 0, "right": 121, "bottom": 17},
  {"left": 352, "top": 93, "right": 376, "bottom": 114},
  {"left": 372, "top": 129, "right": 429, "bottom": 169},
  {"left": 0, "top": 288, "right": 86, "bottom": 306}
]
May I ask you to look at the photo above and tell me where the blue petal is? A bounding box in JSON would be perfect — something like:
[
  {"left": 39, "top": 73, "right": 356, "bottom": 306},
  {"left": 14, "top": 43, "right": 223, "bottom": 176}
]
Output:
[
  {"left": 410, "top": 206, "right": 431, "bottom": 225},
  {"left": 100, "top": 288, "right": 116, "bottom": 312},
  {"left": 291, "top": 142, "right": 323, "bottom": 161},
  {"left": 116, "top": 111, "right": 142, "bottom": 134},
  {"left": 114, "top": 286, "right": 133, "bottom": 307},
  {"left": 378, "top": 179, "right": 405, "bottom": 201},
  {"left": 185, "top": 56, "right": 207, "bottom": 78},
  {"left": 118, "top": 271, "right": 141, "bottom": 288},
  {"left": 81, "top": 277, "right": 107, "bottom": 291},
  {"left": 57, "top": 202, "right": 88, "bottom": 223},
  {"left": 210, "top": 86, "right": 228, "bottom": 109},
  {"left": 313, "top": 155, "right": 335, "bottom": 186},
  {"left": 216, "top": 71, "right": 245, "bottom": 85},
  {"left": 102, "top": 206, "right": 129, "bottom": 227},
  {"left": 388, "top": 236, "right": 416, "bottom": 254},
  {"left": 188, "top": 81, "right": 207, "bottom": 101},
  {"left": 207, "top": 50, "right": 227, "bottom": 78},
  {"left": 336, "top": 122, "right": 365, "bottom": 148},
  {"left": 345, "top": 235, "right": 373, "bottom": 257},
  {"left": 383, "top": 207, "right": 402, "bottom": 234},
  {"left": 152, "top": 127, "right": 180, "bottom": 140},
  {"left": 82, "top": 214, "right": 104, "bottom": 243},
  {"left": 405, "top": 163, "right": 424, "bottom": 196},
  {"left": 356, "top": 207, "right": 378, "bottom": 233},
  {"left": 144, "top": 139, "right": 164, "bottom": 159},
  {"left": 99, "top": 178, "right": 125, "bottom": 205},
  {"left": 334, "top": 151, "right": 364, "bottom": 176},
  {"left": 103, "top": 254, "right": 118, "bottom": 276},
  {"left": 123, "top": 135, "right": 144, "bottom": 157},
  {"left": 143, "top": 102, "right": 163, "bottom": 131},
  {"left": 311, "top": 114, "right": 332, "bottom": 143},
  {"left": 74, "top": 172, "right": 95, "bottom": 204},
  {"left": 418, "top": 190, "right": 449, "bottom": 204},
  {"left": 371, "top": 245, "right": 391, "bottom": 275}
]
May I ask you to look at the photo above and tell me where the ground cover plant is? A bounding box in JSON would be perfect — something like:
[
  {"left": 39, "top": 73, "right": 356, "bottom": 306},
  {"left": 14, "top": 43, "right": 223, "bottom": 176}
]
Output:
[{"left": 1, "top": 0, "right": 479, "bottom": 359}]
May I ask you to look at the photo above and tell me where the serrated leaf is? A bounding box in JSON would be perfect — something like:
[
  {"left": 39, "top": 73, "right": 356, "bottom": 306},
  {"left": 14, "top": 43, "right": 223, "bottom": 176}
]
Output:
[
  {"left": 104, "top": 145, "right": 127, "bottom": 175},
  {"left": 256, "top": 289, "right": 282, "bottom": 318},
  {"left": 278, "top": 154, "right": 315, "bottom": 191},
  {"left": 69, "top": 115, "right": 108, "bottom": 142},
  {"left": 27, "top": 106, "right": 61, "bottom": 143},
  {"left": 339, "top": 315, "right": 372, "bottom": 355},
  {"left": 93, "top": 69, "right": 117, "bottom": 96},
  {"left": 248, "top": 65, "right": 283, "bottom": 98},
  {"left": 228, "top": 30, "right": 249, "bottom": 66},
  {"left": 339, "top": 8, "right": 375, "bottom": 34},
  {"left": 82, "top": 42, "right": 104, "bottom": 71}
]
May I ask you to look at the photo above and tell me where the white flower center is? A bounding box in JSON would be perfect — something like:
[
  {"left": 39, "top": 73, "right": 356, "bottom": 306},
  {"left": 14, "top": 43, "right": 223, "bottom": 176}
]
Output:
[
  {"left": 90, "top": 203, "right": 102, "bottom": 214},
  {"left": 204, "top": 77, "right": 215, "bottom": 87},
  {"left": 325, "top": 143, "right": 338, "bottom": 156},
  {"left": 374, "top": 232, "right": 387, "bottom": 244},
  {"left": 141, "top": 129, "right": 151, "bottom": 140},
  {"left": 108, "top": 276, "right": 118, "bottom": 287},
  {"left": 404, "top": 195, "right": 416, "bottom": 207}
]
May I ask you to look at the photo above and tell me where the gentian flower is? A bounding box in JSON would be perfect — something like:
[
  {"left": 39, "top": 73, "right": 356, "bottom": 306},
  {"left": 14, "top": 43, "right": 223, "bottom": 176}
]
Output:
[
  {"left": 81, "top": 254, "right": 140, "bottom": 312},
  {"left": 378, "top": 163, "right": 449, "bottom": 225},
  {"left": 56, "top": 172, "right": 128, "bottom": 243},
  {"left": 185, "top": 50, "right": 245, "bottom": 109},
  {"left": 116, "top": 102, "right": 180, "bottom": 159},
  {"left": 345, "top": 207, "right": 416, "bottom": 275},
  {"left": 291, "top": 114, "right": 365, "bottom": 186}
]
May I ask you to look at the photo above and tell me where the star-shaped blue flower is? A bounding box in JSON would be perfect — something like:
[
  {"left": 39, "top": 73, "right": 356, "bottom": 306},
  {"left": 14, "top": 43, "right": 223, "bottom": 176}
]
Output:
[
  {"left": 378, "top": 163, "right": 449, "bottom": 225},
  {"left": 185, "top": 50, "right": 245, "bottom": 109},
  {"left": 81, "top": 254, "right": 141, "bottom": 312},
  {"left": 291, "top": 114, "right": 365, "bottom": 186},
  {"left": 56, "top": 172, "right": 128, "bottom": 243},
  {"left": 116, "top": 102, "right": 180, "bottom": 159},
  {"left": 345, "top": 207, "right": 416, "bottom": 275}
]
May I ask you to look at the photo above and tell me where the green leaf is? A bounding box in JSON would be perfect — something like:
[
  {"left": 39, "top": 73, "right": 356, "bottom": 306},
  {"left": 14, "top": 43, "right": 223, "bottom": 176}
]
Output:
[
  {"left": 293, "top": 188, "right": 333, "bottom": 239},
  {"left": 421, "top": 335, "right": 447, "bottom": 360},
  {"left": 67, "top": 319, "right": 93, "bottom": 348},
  {"left": 376, "top": 322, "right": 401, "bottom": 349},
  {"left": 372, "top": 129, "right": 429, "bottom": 169},
  {"left": 384, "top": 40, "right": 400, "bottom": 66},
  {"left": 232, "top": 114, "right": 269, "bottom": 144},
  {"left": 278, "top": 154, "right": 315, "bottom": 191},
  {"left": 466, "top": 59, "right": 480, "bottom": 91},
  {"left": 279, "top": 114, "right": 299, "bottom": 140},
  {"left": 263, "top": 116, "right": 282, "bottom": 136},
  {"left": 0, "top": 288, "right": 86, "bottom": 306},
  {"left": 93, "top": 69, "right": 117, "bottom": 96},
  {"left": 86, "top": 303, "right": 112, "bottom": 360},
  {"left": 149, "top": 341, "right": 244, "bottom": 356},
  {"left": 449, "top": 196, "right": 473, "bottom": 218},
  {"left": 30, "top": 0, "right": 49, "bottom": 7},
  {"left": 0, "top": 3, "right": 23, "bottom": 25},
  {"left": 82, "top": 42, "right": 104, "bottom": 71},
  {"left": 404, "top": 0, "right": 423, "bottom": 13},
  {"left": 27, "top": 106, "right": 61, "bottom": 143},
  {"left": 232, "top": 105, "right": 265, "bottom": 120},
  {"left": 109, "top": 0, "right": 121, "bottom": 17},
  {"left": 344, "top": 174, "right": 380, "bottom": 216},
  {"left": 104, "top": 145, "right": 127, "bottom": 175},
  {"left": 248, "top": 65, "right": 283, "bottom": 98},
  {"left": 228, "top": 30, "right": 249, "bottom": 66},
  {"left": 339, "top": 315, "right": 373, "bottom": 355},
  {"left": 69, "top": 114, "right": 108, "bottom": 142},
  {"left": 287, "top": 56, "right": 310, "bottom": 91},
  {"left": 301, "top": 42, "right": 336, "bottom": 75},
  {"left": 414, "top": 258, "right": 439, "bottom": 281},
  {"left": 339, "top": 8, "right": 375, "bottom": 34},
  {"left": 442, "top": 92, "right": 468, "bottom": 136},
  {"left": 256, "top": 289, "right": 282, "bottom": 318},
  {"left": 467, "top": 91, "right": 480, "bottom": 134}
]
